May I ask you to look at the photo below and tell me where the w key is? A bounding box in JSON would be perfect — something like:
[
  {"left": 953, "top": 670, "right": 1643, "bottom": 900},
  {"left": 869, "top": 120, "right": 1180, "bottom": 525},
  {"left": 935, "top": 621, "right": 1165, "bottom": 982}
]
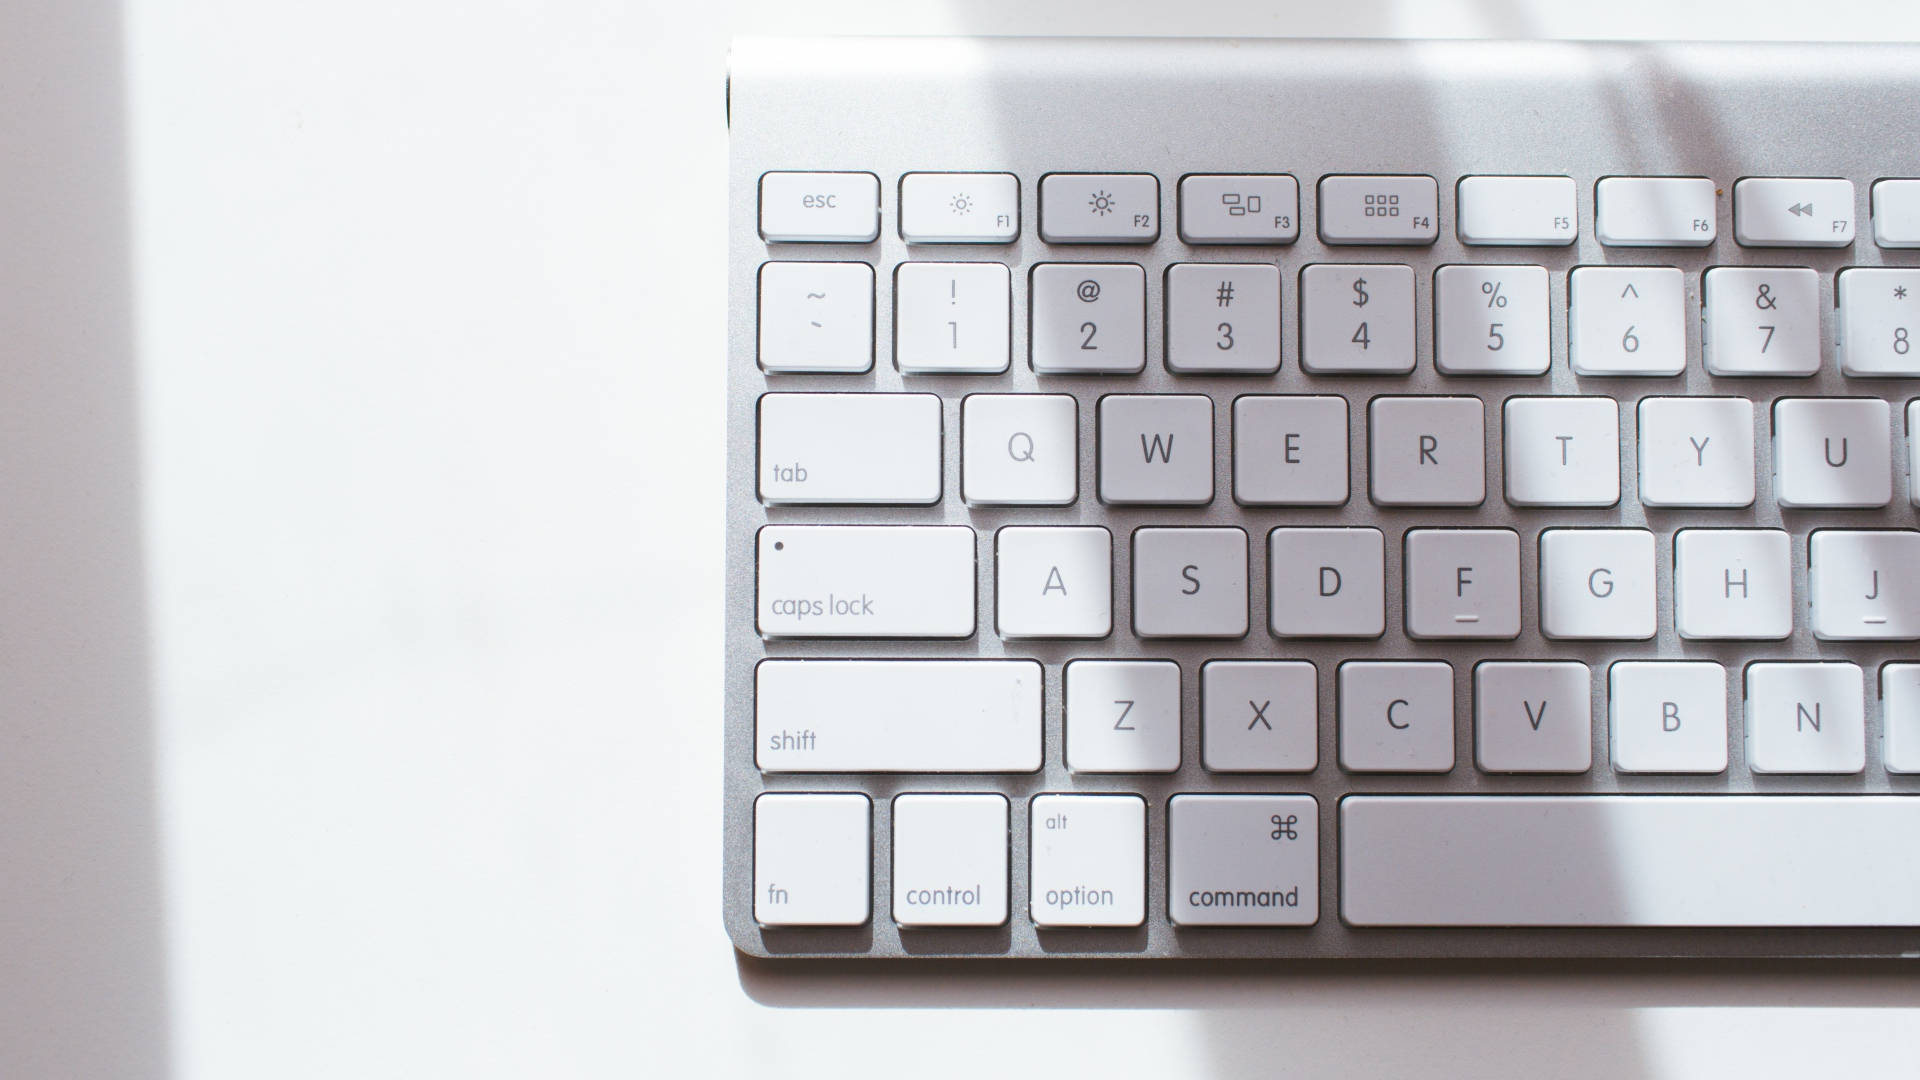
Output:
[{"left": 1098, "top": 395, "right": 1213, "bottom": 504}]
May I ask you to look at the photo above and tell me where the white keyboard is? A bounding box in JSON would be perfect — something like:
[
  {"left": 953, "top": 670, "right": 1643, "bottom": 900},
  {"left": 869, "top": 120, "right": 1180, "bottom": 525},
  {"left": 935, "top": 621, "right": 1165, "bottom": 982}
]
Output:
[{"left": 725, "top": 37, "right": 1920, "bottom": 959}]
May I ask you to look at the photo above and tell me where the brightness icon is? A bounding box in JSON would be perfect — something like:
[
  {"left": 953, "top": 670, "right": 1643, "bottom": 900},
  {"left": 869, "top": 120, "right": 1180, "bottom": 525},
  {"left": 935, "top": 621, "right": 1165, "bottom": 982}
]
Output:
[
  {"left": 1088, "top": 190, "right": 1116, "bottom": 216},
  {"left": 950, "top": 193, "right": 973, "bottom": 215}
]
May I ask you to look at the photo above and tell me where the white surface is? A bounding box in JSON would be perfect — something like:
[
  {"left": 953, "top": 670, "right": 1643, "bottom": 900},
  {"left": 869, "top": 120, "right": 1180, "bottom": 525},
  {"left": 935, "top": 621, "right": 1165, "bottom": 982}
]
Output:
[
  {"left": 1538, "top": 529, "right": 1657, "bottom": 640},
  {"left": 757, "top": 393, "right": 942, "bottom": 504},
  {"left": 1166, "top": 795, "right": 1319, "bottom": 926},
  {"left": 1433, "top": 263, "right": 1551, "bottom": 373},
  {"left": 1569, "top": 266, "right": 1688, "bottom": 375},
  {"left": 1198, "top": 660, "right": 1319, "bottom": 772},
  {"left": 756, "top": 261, "right": 875, "bottom": 372},
  {"left": 1672, "top": 528, "right": 1794, "bottom": 640},
  {"left": 1455, "top": 175, "right": 1577, "bottom": 245},
  {"left": 754, "top": 659, "right": 1042, "bottom": 773},
  {"left": 1027, "top": 795, "right": 1146, "bottom": 927},
  {"left": 5, "top": 1, "right": 1919, "bottom": 1078},
  {"left": 753, "top": 794, "right": 872, "bottom": 926},
  {"left": 1231, "top": 396, "right": 1350, "bottom": 504},
  {"left": 1608, "top": 661, "right": 1731, "bottom": 774},
  {"left": 1809, "top": 530, "right": 1920, "bottom": 639},
  {"left": 1502, "top": 396, "right": 1621, "bottom": 506},
  {"left": 1065, "top": 660, "right": 1183, "bottom": 773},
  {"left": 758, "top": 171, "right": 882, "bottom": 242},
  {"left": 1176, "top": 174, "right": 1301, "bottom": 244},
  {"left": 892, "top": 261, "right": 1012, "bottom": 372},
  {"left": 1595, "top": 176, "right": 1718, "bottom": 246},
  {"left": 1300, "top": 263, "right": 1418, "bottom": 372},
  {"left": 1704, "top": 266, "right": 1823, "bottom": 375},
  {"left": 1771, "top": 398, "right": 1892, "bottom": 508},
  {"left": 898, "top": 172, "right": 1020, "bottom": 243},
  {"left": 1472, "top": 661, "right": 1592, "bottom": 773},
  {"left": 1029, "top": 263, "right": 1148, "bottom": 372},
  {"left": 889, "top": 794, "right": 1010, "bottom": 926},
  {"left": 1744, "top": 663, "right": 1867, "bottom": 774},
  {"left": 1837, "top": 267, "right": 1920, "bottom": 375},
  {"left": 959, "top": 393, "right": 1079, "bottom": 504},
  {"left": 993, "top": 525, "right": 1113, "bottom": 637},
  {"left": 755, "top": 525, "right": 976, "bottom": 637},
  {"left": 1732, "top": 176, "right": 1856, "bottom": 247},
  {"left": 1636, "top": 396, "right": 1757, "bottom": 506}
]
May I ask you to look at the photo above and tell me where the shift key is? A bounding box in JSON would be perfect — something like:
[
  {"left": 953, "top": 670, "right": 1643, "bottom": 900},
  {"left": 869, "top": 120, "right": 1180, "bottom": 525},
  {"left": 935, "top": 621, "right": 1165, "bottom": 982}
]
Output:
[{"left": 757, "top": 525, "right": 976, "bottom": 638}]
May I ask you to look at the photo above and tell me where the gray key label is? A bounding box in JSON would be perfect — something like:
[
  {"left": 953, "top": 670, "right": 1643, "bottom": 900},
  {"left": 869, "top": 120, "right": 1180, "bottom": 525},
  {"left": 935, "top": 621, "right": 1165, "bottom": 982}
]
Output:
[{"left": 1007, "top": 431, "right": 1035, "bottom": 462}]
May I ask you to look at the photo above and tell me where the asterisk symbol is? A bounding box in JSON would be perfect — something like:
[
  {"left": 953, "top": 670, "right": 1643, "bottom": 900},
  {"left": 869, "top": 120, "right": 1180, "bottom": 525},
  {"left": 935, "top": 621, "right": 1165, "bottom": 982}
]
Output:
[{"left": 1898, "top": 286, "right": 1910, "bottom": 299}]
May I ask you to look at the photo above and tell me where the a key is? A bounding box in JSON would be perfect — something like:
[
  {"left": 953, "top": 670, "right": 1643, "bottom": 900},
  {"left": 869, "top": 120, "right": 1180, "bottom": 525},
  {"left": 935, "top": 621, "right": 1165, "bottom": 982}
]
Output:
[
  {"left": 757, "top": 261, "right": 874, "bottom": 373},
  {"left": 1473, "top": 661, "right": 1592, "bottom": 773},
  {"left": 1837, "top": 268, "right": 1920, "bottom": 376},
  {"left": 1594, "top": 176, "right": 1717, "bottom": 247},
  {"left": 1337, "top": 661, "right": 1455, "bottom": 773},
  {"left": 1231, "top": 396, "right": 1348, "bottom": 506},
  {"left": 1028, "top": 794, "right": 1146, "bottom": 927},
  {"left": 899, "top": 172, "right": 1019, "bottom": 244},
  {"left": 758, "top": 171, "right": 881, "bottom": 243},
  {"left": 1098, "top": 394, "right": 1213, "bottom": 505},
  {"left": 1178, "top": 174, "right": 1300, "bottom": 245},
  {"left": 1809, "top": 529, "right": 1920, "bottom": 640},
  {"left": 755, "top": 660, "right": 1042, "bottom": 773},
  {"left": 1298, "top": 264, "right": 1416, "bottom": 374},
  {"left": 1368, "top": 396, "right": 1485, "bottom": 506},
  {"left": 1404, "top": 528, "right": 1520, "bottom": 640},
  {"left": 1066, "top": 660, "right": 1181, "bottom": 773},
  {"left": 1167, "top": 795, "right": 1319, "bottom": 927},
  {"left": 1200, "top": 660, "right": 1318, "bottom": 772},
  {"left": 1268, "top": 527, "right": 1385, "bottom": 639},
  {"left": 1609, "top": 661, "right": 1730, "bottom": 774},
  {"left": 1870, "top": 179, "right": 1920, "bottom": 248},
  {"left": 1637, "top": 396, "right": 1756, "bottom": 507},
  {"left": 1455, "top": 175, "right": 1577, "bottom": 246},
  {"left": 1131, "top": 527, "right": 1248, "bottom": 638},
  {"left": 1029, "top": 263, "right": 1146, "bottom": 374},
  {"left": 1673, "top": 528, "right": 1793, "bottom": 640},
  {"left": 1568, "top": 265, "right": 1686, "bottom": 376},
  {"left": 891, "top": 794, "right": 1009, "bottom": 928},
  {"left": 1434, "top": 264, "right": 1551, "bottom": 375},
  {"left": 1745, "top": 662, "right": 1865, "bottom": 775},
  {"left": 757, "top": 393, "right": 941, "bottom": 505},
  {"left": 1772, "top": 398, "right": 1892, "bottom": 508},
  {"left": 753, "top": 793, "right": 870, "bottom": 926},
  {"left": 756, "top": 525, "right": 975, "bottom": 639},
  {"left": 1703, "top": 267, "right": 1820, "bottom": 376},
  {"left": 1538, "top": 528, "right": 1656, "bottom": 641},
  {"left": 1880, "top": 664, "right": 1920, "bottom": 773},
  {"left": 1317, "top": 175, "right": 1439, "bottom": 245},
  {"left": 894, "top": 261, "right": 1011, "bottom": 374},
  {"left": 995, "top": 525, "right": 1112, "bottom": 639},
  {"left": 1733, "top": 177, "right": 1855, "bottom": 247},
  {"left": 1164, "top": 263, "right": 1281, "bottom": 373},
  {"left": 1039, "top": 173, "right": 1159, "bottom": 244},
  {"left": 961, "top": 393, "right": 1077, "bottom": 506},
  {"left": 1502, "top": 396, "right": 1620, "bottom": 507}
]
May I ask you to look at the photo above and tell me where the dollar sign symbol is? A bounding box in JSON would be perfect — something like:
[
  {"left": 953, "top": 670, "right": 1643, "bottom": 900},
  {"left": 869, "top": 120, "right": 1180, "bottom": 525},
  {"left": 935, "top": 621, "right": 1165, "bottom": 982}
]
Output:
[{"left": 1351, "top": 277, "right": 1370, "bottom": 307}]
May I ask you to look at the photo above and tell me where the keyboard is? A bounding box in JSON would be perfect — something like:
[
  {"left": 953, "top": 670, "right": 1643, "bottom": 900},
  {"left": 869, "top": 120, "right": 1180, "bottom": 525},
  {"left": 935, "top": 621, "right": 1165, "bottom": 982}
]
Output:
[{"left": 724, "top": 36, "right": 1920, "bottom": 960}]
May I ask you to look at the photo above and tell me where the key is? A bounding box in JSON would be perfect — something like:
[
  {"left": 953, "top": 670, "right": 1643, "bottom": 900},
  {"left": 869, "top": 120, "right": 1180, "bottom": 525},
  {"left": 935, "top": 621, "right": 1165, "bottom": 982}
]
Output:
[
  {"left": 1502, "top": 396, "right": 1620, "bottom": 507},
  {"left": 1913, "top": 401, "right": 1920, "bottom": 508},
  {"left": 1232, "top": 396, "right": 1348, "bottom": 506},
  {"left": 1066, "top": 660, "right": 1181, "bottom": 773},
  {"left": 1772, "top": 398, "right": 1892, "bottom": 508},
  {"left": 899, "top": 172, "right": 1019, "bottom": 244},
  {"left": 1881, "top": 664, "right": 1920, "bottom": 773},
  {"left": 758, "top": 393, "right": 941, "bottom": 505},
  {"left": 1337, "top": 661, "right": 1455, "bottom": 773},
  {"left": 1703, "top": 267, "right": 1820, "bottom": 376},
  {"left": 1168, "top": 795, "right": 1318, "bottom": 927},
  {"left": 1039, "top": 173, "right": 1159, "bottom": 244},
  {"left": 1299, "top": 264, "right": 1415, "bottom": 374},
  {"left": 894, "top": 262, "right": 1011, "bottom": 374},
  {"left": 1368, "top": 396, "right": 1485, "bottom": 507},
  {"left": 1317, "top": 175, "right": 1439, "bottom": 245},
  {"left": 1474, "top": 661, "right": 1591, "bottom": 774},
  {"left": 1746, "top": 662, "right": 1865, "bottom": 774},
  {"left": 1165, "top": 263, "right": 1281, "bottom": 374},
  {"left": 1177, "top": 174, "right": 1300, "bottom": 244},
  {"left": 756, "top": 660, "right": 1042, "bottom": 773},
  {"left": 1132, "top": 527, "right": 1248, "bottom": 638},
  {"left": 757, "top": 525, "right": 974, "bottom": 639},
  {"left": 1733, "top": 177, "right": 1855, "bottom": 247},
  {"left": 1030, "top": 263, "right": 1146, "bottom": 374},
  {"left": 1200, "top": 660, "right": 1318, "bottom": 772},
  {"left": 1594, "top": 176, "right": 1717, "bottom": 247},
  {"left": 1636, "top": 396, "right": 1756, "bottom": 507},
  {"left": 1673, "top": 528, "right": 1792, "bottom": 640},
  {"left": 1269, "top": 527, "right": 1385, "bottom": 639},
  {"left": 1029, "top": 794, "right": 1145, "bottom": 927},
  {"left": 891, "top": 794, "right": 1009, "bottom": 927},
  {"left": 753, "top": 793, "right": 870, "bottom": 926},
  {"left": 1455, "top": 175, "right": 1576, "bottom": 246},
  {"left": 1568, "top": 265, "right": 1686, "bottom": 376},
  {"left": 1340, "top": 796, "right": 1920, "bottom": 926},
  {"left": 1434, "top": 264, "right": 1550, "bottom": 375},
  {"left": 757, "top": 261, "right": 874, "bottom": 373},
  {"left": 1870, "top": 179, "right": 1920, "bottom": 248},
  {"left": 1837, "top": 268, "right": 1920, "bottom": 376},
  {"left": 1538, "top": 528, "right": 1656, "bottom": 641},
  {"left": 1810, "top": 529, "right": 1920, "bottom": 640},
  {"left": 995, "top": 525, "right": 1111, "bottom": 639},
  {"left": 1404, "top": 528, "right": 1520, "bottom": 640},
  {"left": 758, "top": 171, "right": 881, "bottom": 243},
  {"left": 1098, "top": 394, "right": 1213, "bottom": 505},
  {"left": 1609, "top": 661, "right": 1729, "bottom": 774},
  {"left": 962, "top": 393, "right": 1077, "bottom": 506}
]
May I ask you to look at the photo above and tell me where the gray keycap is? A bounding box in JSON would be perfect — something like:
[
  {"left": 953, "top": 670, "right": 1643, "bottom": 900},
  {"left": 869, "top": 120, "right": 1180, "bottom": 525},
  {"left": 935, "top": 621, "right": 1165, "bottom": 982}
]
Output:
[
  {"left": 1404, "top": 528, "right": 1521, "bottom": 639},
  {"left": 1030, "top": 263, "right": 1145, "bottom": 373},
  {"left": 1098, "top": 395, "right": 1214, "bottom": 504},
  {"left": 1132, "top": 527, "right": 1248, "bottom": 638},
  {"left": 1165, "top": 263, "right": 1281, "bottom": 373},
  {"left": 1368, "top": 396, "right": 1485, "bottom": 506},
  {"left": 1232, "top": 395, "right": 1348, "bottom": 506}
]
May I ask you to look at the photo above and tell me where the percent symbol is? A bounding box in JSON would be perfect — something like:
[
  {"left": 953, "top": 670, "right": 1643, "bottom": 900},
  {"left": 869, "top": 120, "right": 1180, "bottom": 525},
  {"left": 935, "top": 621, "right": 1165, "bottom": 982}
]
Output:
[{"left": 1481, "top": 280, "right": 1508, "bottom": 308}]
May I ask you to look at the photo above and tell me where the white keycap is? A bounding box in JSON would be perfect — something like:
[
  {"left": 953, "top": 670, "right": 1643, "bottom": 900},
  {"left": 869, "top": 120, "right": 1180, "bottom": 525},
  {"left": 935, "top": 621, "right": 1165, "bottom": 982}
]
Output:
[
  {"left": 995, "top": 526, "right": 1111, "bottom": 639},
  {"left": 1341, "top": 796, "right": 1920, "bottom": 926},
  {"left": 1404, "top": 528, "right": 1520, "bottom": 640},
  {"left": 1538, "top": 528, "right": 1656, "bottom": 641},
  {"left": 757, "top": 525, "right": 975, "bottom": 639},
  {"left": 1168, "top": 795, "right": 1318, "bottom": 927},
  {"left": 1299, "top": 263, "right": 1415, "bottom": 374},
  {"left": 1337, "top": 661, "right": 1455, "bottom": 773},
  {"left": 1733, "top": 177, "right": 1856, "bottom": 247},
  {"left": 1201, "top": 660, "right": 1318, "bottom": 772},
  {"left": 899, "top": 172, "right": 1019, "bottom": 244},
  {"left": 1165, "top": 263, "right": 1281, "bottom": 374},
  {"left": 1880, "top": 664, "right": 1920, "bottom": 773},
  {"left": 1434, "top": 264, "right": 1550, "bottom": 375},
  {"left": 758, "top": 393, "right": 941, "bottom": 505},
  {"left": 1317, "top": 175, "right": 1439, "bottom": 245},
  {"left": 1746, "top": 662, "right": 1866, "bottom": 775},
  {"left": 1594, "top": 176, "right": 1717, "bottom": 247},
  {"left": 1502, "top": 396, "right": 1620, "bottom": 507},
  {"left": 1029, "top": 263, "right": 1146, "bottom": 374},
  {"left": 1837, "top": 268, "right": 1920, "bottom": 376},
  {"left": 1474, "top": 661, "right": 1591, "bottom": 774},
  {"left": 891, "top": 794, "right": 1009, "bottom": 927},
  {"left": 1773, "top": 398, "right": 1892, "bottom": 508},
  {"left": 1703, "top": 267, "right": 1820, "bottom": 376},
  {"left": 1455, "top": 175, "right": 1577, "bottom": 246},
  {"left": 1132, "top": 527, "right": 1248, "bottom": 638},
  {"left": 1039, "top": 173, "right": 1159, "bottom": 244},
  {"left": 755, "top": 660, "right": 1042, "bottom": 773},
  {"left": 894, "top": 262, "right": 1011, "bottom": 374},
  {"left": 1673, "top": 528, "right": 1793, "bottom": 640},
  {"left": 1098, "top": 394, "right": 1213, "bottom": 505},
  {"left": 1810, "top": 529, "right": 1920, "bottom": 641},
  {"left": 1609, "top": 661, "right": 1729, "bottom": 774},
  {"left": 1368, "top": 396, "right": 1485, "bottom": 506},
  {"left": 758, "top": 171, "right": 881, "bottom": 243},
  {"left": 1066, "top": 660, "right": 1181, "bottom": 773},
  {"left": 1178, "top": 174, "right": 1300, "bottom": 244},
  {"left": 1636, "top": 396, "right": 1756, "bottom": 507},
  {"left": 961, "top": 393, "right": 1077, "bottom": 506},
  {"left": 1029, "top": 794, "right": 1145, "bottom": 927},
  {"left": 1912, "top": 401, "right": 1920, "bottom": 508},
  {"left": 1870, "top": 178, "right": 1920, "bottom": 248},
  {"left": 754, "top": 793, "right": 869, "bottom": 926},
  {"left": 1232, "top": 396, "right": 1348, "bottom": 506},
  {"left": 757, "top": 261, "right": 874, "bottom": 373},
  {"left": 1568, "top": 265, "right": 1687, "bottom": 376},
  {"left": 1269, "top": 527, "right": 1385, "bottom": 639}
]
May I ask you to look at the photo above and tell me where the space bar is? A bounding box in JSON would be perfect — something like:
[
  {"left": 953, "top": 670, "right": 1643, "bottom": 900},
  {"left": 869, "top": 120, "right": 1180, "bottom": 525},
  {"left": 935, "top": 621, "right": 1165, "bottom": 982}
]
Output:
[{"left": 1340, "top": 796, "right": 1920, "bottom": 927}]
